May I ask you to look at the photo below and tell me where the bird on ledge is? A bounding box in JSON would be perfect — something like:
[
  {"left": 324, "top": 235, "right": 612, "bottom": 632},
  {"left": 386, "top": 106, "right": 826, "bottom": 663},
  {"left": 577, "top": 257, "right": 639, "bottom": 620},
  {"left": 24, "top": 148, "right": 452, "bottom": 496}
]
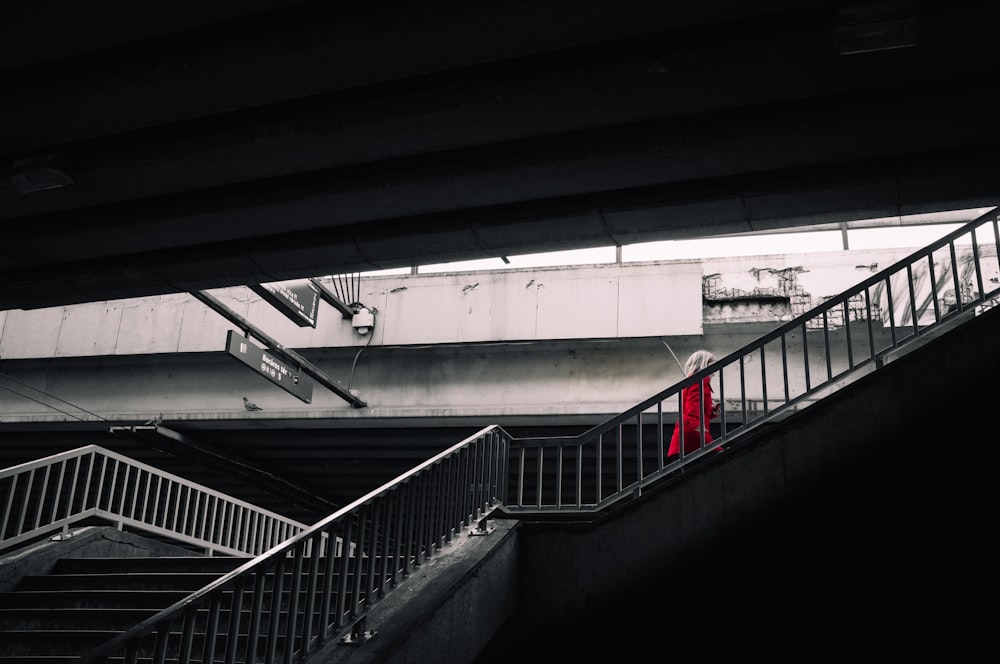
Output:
[
  {"left": 142, "top": 412, "right": 163, "bottom": 426},
  {"left": 243, "top": 397, "right": 263, "bottom": 411}
]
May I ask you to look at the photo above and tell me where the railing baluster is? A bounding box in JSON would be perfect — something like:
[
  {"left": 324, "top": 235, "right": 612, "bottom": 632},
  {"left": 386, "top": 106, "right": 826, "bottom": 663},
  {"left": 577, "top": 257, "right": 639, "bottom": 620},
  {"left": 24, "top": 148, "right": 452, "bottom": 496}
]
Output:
[
  {"left": 105, "top": 458, "right": 119, "bottom": 514},
  {"left": 1, "top": 476, "right": 17, "bottom": 539},
  {"left": 843, "top": 300, "right": 854, "bottom": 370},
  {"left": 970, "top": 230, "right": 985, "bottom": 302},
  {"left": 596, "top": 433, "right": 603, "bottom": 504},
  {"left": 15, "top": 469, "right": 35, "bottom": 536},
  {"left": 949, "top": 240, "right": 963, "bottom": 313},
  {"left": 905, "top": 263, "right": 920, "bottom": 337},
  {"left": 177, "top": 606, "right": 196, "bottom": 664},
  {"left": 401, "top": 483, "right": 416, "bottom": 577},
  {"left": 128, "top": 469, "right": 142, "bottom": 522},
  {"left": 335, "top": 518, "right": 354, "bottom": 628},
  {"left": 351, "top": 507, "right": 368, "bottom": 617},
  {"left": 284, "top": 545, "right": 304, "bottom": 664},
  {"left": 246, "top": 569, "right": 267, "bottom": 664},
  {"left": 516, "top": 446, "right": 525, "bottom": 508},
  {"left": 556, "top": 444, "right": 564, "bottom": 509},
  {"left": 201, "top": 593, "right": 223, "bottom": 664},
  {"left": 223, "top": 578, "right": 245, "bottom": 664},
  {"left": 115, "top": 464, "right": 130, "bottom": 517},
  {"left": 780, "top": 333, "right": 790, "bottom": 404},
  {"left": 927, "top": 252, "right": 942, "bottom": 323},
  {"left": 301, "top": 531, "right": 323, "bottom": 654},
  {"left": 32, "top": 465, "right": 50, "bottom": 530},
  {"left": 864, "top": 286, "right": 877, "bottom": 363},
  {"left": 534, "top": 444, "right": 543, "bottom": 510},
  {"left": 378, "top": 494, "right": 394, "bottom": 595},
  {"left": 635, "top": 413, "right": 643, "bottom": 485},
  {"left": 885, "top": 273, "right": 898, "bottom": 347}
]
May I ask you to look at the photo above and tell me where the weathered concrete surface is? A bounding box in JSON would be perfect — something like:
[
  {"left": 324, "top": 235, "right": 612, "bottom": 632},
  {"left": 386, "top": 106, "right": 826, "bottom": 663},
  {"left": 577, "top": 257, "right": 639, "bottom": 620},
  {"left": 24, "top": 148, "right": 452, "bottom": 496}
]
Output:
[{"left": 310, "top": 520, "right": 519, "bottom": 664}]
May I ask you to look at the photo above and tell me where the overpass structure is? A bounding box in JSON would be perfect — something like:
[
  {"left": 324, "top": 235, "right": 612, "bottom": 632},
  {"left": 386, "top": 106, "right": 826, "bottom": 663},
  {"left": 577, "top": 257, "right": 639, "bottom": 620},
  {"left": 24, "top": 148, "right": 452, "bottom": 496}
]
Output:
[
  {"left": 0, "top": 243, "right": 953, "bottom": 423},
  {"left": 3, "top": 0, "right": 1000, "bottom": 310},
  {"left": 2, "top": 211, "right": 998, "bottom": 662},
  {"left": 1, "top": 236, "right": 988, "bottom": 518}
]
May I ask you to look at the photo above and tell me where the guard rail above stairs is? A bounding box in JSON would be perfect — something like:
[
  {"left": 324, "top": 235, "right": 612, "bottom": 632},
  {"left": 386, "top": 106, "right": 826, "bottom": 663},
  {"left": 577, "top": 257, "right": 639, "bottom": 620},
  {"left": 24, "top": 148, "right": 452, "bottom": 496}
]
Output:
[
  {"left": 0, "top": 445, "right": 310, "bottom": 557},
  {"left": 1, "top": 207, "right": 998, "bottom": 664},
  {"left": 503, "top": 206, "right": 1000, "bottom": 514}
]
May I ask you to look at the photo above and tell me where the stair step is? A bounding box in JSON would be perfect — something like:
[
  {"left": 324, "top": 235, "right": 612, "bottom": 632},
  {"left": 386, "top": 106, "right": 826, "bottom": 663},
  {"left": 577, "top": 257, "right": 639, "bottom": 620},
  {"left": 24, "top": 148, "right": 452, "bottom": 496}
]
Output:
[
  {"left": 0, "top": 588, "right": 363, "bottom": 614},
  {"left": 15, "top": 573, "right": 225, "bottom": 592},
  {"left": 50, "top": 557, "right": 253, "bottom": 575},
  {"left": 0, "top": 608, "right": 157, "bottom": 631},
  {"left": 0, "top": 630, "right": 120, "bottom": 656},
  {"left": 0, "top": 552, "right": 369, "bottom": 661},
  {"left": 0, "top": 590, "right": 190, "bottom": 609},
  {"left": 0, "top": 606, "right": 325, "bottom": 633},
  {"left": 1, "top": 628, "right": 305, "bottom": 659}
]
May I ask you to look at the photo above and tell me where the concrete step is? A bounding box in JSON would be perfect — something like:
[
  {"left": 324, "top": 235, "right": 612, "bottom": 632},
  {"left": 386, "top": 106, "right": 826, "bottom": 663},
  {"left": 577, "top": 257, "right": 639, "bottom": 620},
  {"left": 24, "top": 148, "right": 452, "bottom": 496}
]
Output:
[
  {"left": 1, "top": 627, "right": 305, "bottom": 659},
  {"left": 0, "top": 608, "right": 157, "bottom": 631},
  {"left": 0, "top": 630, "right": 120, "bottom": 656},
  {"left": 0, "top": 590, "right": 190, "bottom": 609},
  {"left": 14, "top": 573, "right": 228, "bottom": 592},
  {"left": 0, "top": 606, "right": 327, "bottom": 634},
  {"left": 0, "top": 552, "right": 380, "bottom": 660},
  {"left": 50, "top": 556, "right": 253, "bottom": 575}
]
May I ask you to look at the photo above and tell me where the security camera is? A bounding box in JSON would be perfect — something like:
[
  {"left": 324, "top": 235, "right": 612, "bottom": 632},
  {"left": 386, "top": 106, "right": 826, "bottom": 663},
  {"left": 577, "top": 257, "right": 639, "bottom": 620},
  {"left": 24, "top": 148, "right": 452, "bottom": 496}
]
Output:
[{"left": 352, "top": 307, "right": 374, "bottom": 335}]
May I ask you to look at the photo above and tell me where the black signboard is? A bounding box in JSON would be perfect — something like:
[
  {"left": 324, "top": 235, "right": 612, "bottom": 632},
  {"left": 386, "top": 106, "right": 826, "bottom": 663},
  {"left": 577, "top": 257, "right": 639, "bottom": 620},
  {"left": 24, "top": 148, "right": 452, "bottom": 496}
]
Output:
[
  {"left": 225, "top": 330, "right": 314, "bottom": 403},
  {"left": 250, "top": 279, "right": 321, "bottom": 328}
]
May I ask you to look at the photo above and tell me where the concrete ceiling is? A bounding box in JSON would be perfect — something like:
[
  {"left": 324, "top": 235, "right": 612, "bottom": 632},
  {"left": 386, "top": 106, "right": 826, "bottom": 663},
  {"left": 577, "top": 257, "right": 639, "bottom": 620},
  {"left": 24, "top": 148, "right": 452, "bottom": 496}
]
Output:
[{"left": 4, "top": 0, "right": 1000, "bottom": 311}]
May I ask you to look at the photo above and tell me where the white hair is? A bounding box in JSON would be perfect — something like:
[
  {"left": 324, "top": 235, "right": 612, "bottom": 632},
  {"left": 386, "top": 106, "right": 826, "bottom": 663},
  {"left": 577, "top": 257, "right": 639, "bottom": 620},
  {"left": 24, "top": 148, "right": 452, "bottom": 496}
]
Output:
[{"left": 684, "top": 349, "right": 716, "bottom": 375}]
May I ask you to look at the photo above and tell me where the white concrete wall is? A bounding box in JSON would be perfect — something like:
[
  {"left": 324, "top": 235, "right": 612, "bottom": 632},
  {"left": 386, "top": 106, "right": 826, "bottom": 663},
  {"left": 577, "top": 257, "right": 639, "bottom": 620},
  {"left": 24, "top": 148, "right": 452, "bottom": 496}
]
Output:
[{"left": 0, "top": 260, "right": 707, "bottom": 359}]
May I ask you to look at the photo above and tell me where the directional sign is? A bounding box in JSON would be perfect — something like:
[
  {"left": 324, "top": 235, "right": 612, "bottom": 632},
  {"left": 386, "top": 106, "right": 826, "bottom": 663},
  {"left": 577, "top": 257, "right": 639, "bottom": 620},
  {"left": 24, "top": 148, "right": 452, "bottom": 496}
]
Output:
[
  {"left": 250, "top": 279, "right": 321, "bottom": 327},
  {"left": 225, "top": 330, "right": 314, "bottom": 403}
]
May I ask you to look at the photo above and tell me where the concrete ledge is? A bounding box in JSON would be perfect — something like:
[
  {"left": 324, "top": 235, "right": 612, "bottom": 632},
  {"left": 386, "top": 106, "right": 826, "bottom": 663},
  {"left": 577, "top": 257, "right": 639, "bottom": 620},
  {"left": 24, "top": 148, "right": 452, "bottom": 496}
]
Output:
[{"left": 313, "top": 519, "right": 519, "bottom": 664}]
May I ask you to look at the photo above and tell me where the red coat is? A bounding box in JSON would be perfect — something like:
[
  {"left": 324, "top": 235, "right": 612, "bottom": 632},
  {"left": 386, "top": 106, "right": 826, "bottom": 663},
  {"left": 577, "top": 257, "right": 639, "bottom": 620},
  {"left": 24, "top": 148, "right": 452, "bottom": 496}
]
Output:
[{"left": 668, "top": 376, "right": 714, "bottom": 457}]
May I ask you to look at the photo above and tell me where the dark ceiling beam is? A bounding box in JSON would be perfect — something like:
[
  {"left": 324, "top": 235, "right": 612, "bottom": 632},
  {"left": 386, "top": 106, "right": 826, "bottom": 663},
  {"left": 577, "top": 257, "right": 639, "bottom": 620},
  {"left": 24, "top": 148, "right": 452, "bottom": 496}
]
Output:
[
  {"left": 3, "top": 1, "right": 1000, "bottom": 312},
  {"left": 4, "top": 3, "right": 997, "bottom": 223},
  {"left": 0, "top": 1, "right": 848, "bottom": 149},
  {"left": 3, "top": 84, "right": 999, "bottom": 260},
  {"left": 2, "top": 143, "right": 999, "bottom": 312}
]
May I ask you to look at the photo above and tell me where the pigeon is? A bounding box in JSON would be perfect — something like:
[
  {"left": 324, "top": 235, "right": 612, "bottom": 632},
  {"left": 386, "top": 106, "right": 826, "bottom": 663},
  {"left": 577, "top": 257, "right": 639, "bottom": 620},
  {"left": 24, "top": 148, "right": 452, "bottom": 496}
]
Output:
[
  {"left": 243, "top": 396, "right": 263, "bottom": 411},
  {"left": 142, "top": 412, "right": 164, "bottom": 426}
]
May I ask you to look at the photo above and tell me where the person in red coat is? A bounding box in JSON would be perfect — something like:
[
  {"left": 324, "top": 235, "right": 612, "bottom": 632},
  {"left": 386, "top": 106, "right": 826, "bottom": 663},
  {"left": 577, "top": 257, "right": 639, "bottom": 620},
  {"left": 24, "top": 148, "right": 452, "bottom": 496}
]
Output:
[{"left": 668, "top": 349, "right": 721, "bottom": 458}]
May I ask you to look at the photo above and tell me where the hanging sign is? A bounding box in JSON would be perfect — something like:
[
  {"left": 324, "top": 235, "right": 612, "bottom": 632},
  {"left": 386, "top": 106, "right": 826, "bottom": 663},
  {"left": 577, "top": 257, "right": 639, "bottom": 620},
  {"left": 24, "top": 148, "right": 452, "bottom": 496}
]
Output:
[
  {"left": 225, "top": 330, "right": 314, "bottom": 403},
  {"left": 250, "top": 279, "right": 321, "bottom": 328}
]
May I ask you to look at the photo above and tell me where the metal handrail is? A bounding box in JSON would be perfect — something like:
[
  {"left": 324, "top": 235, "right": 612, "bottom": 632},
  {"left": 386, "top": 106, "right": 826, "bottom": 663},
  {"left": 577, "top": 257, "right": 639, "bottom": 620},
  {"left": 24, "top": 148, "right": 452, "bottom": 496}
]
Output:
[
  {"left": 0, "top": 445, "right": 308, "bottom": 556},
  {"left": 78, "top": 425, "right": 509, "bottom": 664},
  {"left": 505, "top": 207, "right": 1000, "bottom": 513},
  {"left": 3, "top": 208, "right": 996, "bottom": 662}
]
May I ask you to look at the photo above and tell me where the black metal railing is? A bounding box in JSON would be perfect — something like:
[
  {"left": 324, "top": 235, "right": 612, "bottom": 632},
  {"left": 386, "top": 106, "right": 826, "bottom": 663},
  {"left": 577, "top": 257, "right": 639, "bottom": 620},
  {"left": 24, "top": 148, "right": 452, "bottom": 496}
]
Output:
[
  {"left": 77, "top": 425, "right": 510, "bottom": 664},
  {"left": 3, "top": 208, "right": 997, "bottom": 663},
  {"left": 505, "top": 207, "right": 1000, "bottom": 513}
]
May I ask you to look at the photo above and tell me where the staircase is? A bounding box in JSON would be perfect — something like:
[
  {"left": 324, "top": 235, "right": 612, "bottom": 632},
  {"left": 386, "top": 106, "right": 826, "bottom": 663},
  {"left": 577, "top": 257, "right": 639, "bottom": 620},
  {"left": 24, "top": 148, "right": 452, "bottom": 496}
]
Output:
[{"left": 0, "top": 554, "right": 251, "bottom": 663}]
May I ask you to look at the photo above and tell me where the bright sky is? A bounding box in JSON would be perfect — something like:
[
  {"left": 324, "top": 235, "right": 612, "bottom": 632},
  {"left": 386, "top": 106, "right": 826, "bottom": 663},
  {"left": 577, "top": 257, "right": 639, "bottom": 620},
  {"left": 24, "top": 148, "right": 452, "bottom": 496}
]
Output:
[{"left": 366, "top": 207, "right": 993, "bottom": 276}]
